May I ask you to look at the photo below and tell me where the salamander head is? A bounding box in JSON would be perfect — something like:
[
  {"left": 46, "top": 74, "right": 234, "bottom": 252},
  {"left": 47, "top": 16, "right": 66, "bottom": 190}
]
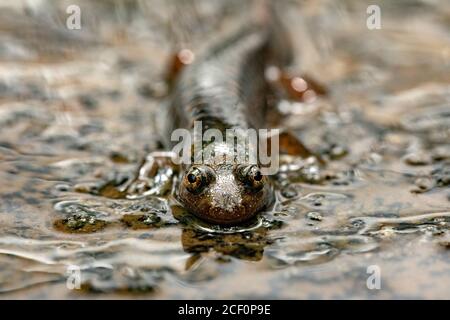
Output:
[{"left": 177, "top": 164, "right": 273, "bottom": 225}]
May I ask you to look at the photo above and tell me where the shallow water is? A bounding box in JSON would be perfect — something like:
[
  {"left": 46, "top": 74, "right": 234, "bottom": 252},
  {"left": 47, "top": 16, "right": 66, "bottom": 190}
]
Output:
[{"left": 0, "top": 0, "right": 449, "bottom": 299}]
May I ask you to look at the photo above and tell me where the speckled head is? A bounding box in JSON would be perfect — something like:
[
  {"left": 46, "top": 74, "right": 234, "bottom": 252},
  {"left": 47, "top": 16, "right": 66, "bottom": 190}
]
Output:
[{"left": 177, "top": 162, "right": 273, "bottom": 225}]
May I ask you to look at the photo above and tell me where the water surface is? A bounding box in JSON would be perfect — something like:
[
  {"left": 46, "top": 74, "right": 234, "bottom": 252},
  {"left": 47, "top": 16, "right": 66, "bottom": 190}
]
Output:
[{"left": 0, "top": 0, "right": 449, "bottom": 299}]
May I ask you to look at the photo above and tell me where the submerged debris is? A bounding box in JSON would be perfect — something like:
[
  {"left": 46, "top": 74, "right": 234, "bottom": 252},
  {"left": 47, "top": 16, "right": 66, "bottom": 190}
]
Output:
[
  {"left": 306, "top": 211, "right": 323, "bottom": 222},
  {"left": 1, "top": 0, "right": 450, "bottom": 300},
  {"left": 54, "top": 211, "right": 108, "bottom": 233}
]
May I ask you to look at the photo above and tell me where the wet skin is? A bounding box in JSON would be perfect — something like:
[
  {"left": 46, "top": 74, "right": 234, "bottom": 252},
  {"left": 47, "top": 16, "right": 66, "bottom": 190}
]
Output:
[
  {"left": 166, "top": 19, "right": 292, "bottom": 225},
  {"left": 177, "top": 141, "right": 274, "bottom": 225}
]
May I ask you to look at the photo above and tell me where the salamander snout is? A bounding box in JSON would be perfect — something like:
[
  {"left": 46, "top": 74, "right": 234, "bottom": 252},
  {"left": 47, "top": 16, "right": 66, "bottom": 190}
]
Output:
[{"left": 177, "top": 164, "right": 273, "bottom": 225}]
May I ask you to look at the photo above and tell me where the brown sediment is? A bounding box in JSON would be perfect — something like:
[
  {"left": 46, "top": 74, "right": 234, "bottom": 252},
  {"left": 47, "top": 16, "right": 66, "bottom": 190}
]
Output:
[{"left": 0, "top": 0, "right": 449, "bottom": 300}]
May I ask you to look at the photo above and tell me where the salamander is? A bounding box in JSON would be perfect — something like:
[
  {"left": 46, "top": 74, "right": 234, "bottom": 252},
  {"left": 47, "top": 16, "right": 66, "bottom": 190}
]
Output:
[{"left": 164, "top": 5, "right": 295, "bottom": 225}]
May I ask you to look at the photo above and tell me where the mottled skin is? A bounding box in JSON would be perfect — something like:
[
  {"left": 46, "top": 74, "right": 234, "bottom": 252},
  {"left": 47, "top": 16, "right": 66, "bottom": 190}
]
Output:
[
  {"left": 177, "top": 141, "right": 274, "bottom": 225},
  {"left": 166, "top": 16, "right": 292, "bottom": 224}
]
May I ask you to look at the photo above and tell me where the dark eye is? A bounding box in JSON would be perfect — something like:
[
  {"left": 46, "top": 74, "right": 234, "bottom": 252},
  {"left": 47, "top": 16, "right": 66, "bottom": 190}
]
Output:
[
  {"left": 235, "top": 165, "right": 265, "bottom": 191},
  {"left": 183, "top": 166, "right": 213, "bottom": 194},
  {"left": 187, "top": 173, "right": 197, "bottom": 183}
]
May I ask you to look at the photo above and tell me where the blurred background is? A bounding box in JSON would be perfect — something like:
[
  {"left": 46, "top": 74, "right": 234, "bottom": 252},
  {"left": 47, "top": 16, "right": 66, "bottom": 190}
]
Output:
[{"left": 0, "top": 0, "right": 449, "bottom": 299}]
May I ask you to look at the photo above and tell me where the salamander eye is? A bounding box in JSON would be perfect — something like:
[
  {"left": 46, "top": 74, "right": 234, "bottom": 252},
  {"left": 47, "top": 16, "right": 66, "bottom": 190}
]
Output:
[
  {"left": 235, "top": 165, "right": 265, "bottom": 191},
  {"left": 183, "top": 166, "right": 213, "bottom": 194}
]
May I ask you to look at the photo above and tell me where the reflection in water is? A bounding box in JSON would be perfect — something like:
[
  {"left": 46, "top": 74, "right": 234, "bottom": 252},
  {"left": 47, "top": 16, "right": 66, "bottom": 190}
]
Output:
[
  {"left": 0, "top": 0, "right": 449, "bottom": 298},
  {"left": 181, "top": 229, "right": 269, "bottom": 262}
]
